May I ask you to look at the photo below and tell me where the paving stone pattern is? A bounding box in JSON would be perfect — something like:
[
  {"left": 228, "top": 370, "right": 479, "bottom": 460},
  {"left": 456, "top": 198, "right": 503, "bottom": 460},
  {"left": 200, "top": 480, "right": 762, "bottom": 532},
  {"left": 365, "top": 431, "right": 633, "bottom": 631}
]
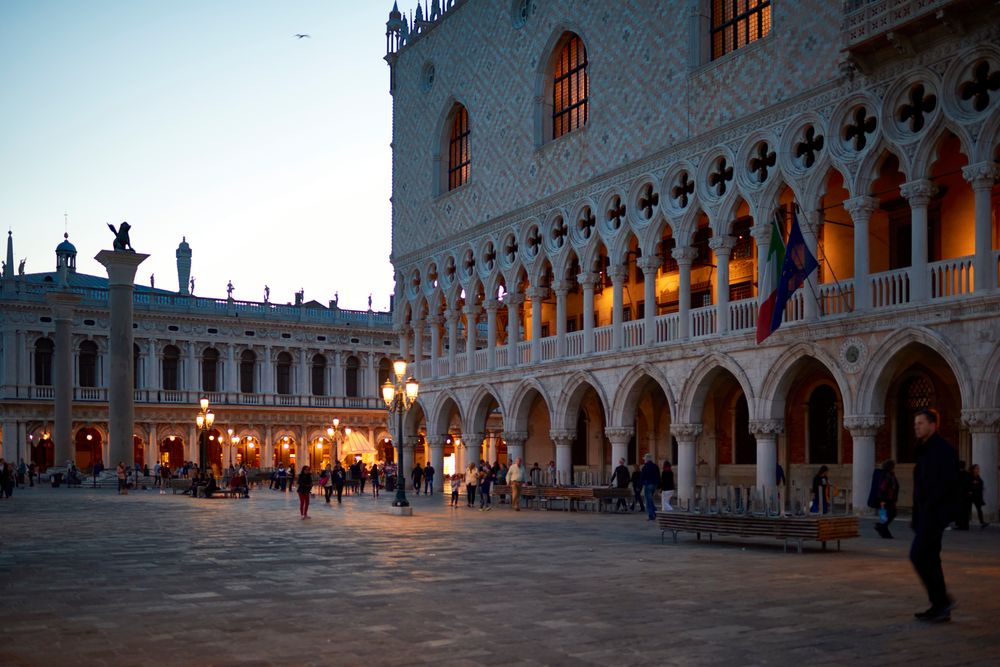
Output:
[{"left": 1, "top": 486, "right": 999, "bottom": 666}]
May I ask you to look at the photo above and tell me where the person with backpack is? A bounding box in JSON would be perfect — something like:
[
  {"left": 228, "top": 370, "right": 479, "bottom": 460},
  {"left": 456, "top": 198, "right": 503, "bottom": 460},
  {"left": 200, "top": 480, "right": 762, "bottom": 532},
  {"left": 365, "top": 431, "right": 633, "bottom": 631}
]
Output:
[
  {"left": 874, "top": 460, "right": 900, "bottom": 539},
  {"left": 610, "top": 458, "right": 630, "bottom": 512}
]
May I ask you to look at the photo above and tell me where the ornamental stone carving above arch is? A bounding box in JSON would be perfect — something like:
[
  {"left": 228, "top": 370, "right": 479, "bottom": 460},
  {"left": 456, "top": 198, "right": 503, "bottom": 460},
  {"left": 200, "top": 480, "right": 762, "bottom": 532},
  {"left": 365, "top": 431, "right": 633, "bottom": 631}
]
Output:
[
  {"left": 662, "top": 162, "right": 697, "bottom": 216},
  {"left": 942, "top": 45, "right": 1000, "bottom": 123},
  {"left": 828, "top": 92, "right": 881, "bottom": 164},
  {"left": 882, "top": 69, "right": 941, "bottom": 145}
]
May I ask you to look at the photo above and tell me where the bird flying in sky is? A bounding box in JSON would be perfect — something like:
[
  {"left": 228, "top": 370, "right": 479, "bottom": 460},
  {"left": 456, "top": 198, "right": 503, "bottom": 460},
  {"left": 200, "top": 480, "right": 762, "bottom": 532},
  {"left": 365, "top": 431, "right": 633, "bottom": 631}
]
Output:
[{"left": 294, "top": 33, "right": 310, "bottom": 39}]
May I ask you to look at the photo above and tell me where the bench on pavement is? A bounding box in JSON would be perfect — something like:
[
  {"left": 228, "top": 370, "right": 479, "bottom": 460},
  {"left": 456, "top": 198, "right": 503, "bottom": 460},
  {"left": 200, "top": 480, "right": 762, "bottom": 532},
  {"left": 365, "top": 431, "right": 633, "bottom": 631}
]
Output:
[
  {"left": 492, "top": 485, "right": 601, "bottom": 511},
  {"left": 657, "top": 511, "right": 859, "bottom": 553}
]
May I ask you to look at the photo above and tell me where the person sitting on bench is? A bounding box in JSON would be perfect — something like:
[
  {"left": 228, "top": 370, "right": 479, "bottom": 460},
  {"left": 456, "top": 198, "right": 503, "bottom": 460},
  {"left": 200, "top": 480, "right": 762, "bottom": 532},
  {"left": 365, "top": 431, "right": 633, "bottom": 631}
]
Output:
[{"left": 202, "top": 473, "right": 219, "bottom": 498}]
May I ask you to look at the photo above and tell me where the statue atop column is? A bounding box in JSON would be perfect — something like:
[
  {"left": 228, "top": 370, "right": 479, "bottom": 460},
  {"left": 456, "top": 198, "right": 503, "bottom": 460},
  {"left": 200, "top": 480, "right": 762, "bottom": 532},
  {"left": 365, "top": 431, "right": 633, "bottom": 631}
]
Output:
[
  {"left": 227, "top": 280, "right": 234, "bottom": 298},
  {"left": 107, "top": 222, "right": 135, "bottom": 252}
]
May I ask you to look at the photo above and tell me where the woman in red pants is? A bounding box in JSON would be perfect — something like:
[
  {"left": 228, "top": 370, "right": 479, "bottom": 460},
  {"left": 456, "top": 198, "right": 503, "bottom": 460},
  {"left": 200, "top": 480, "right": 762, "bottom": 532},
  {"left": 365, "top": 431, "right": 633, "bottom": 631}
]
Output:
[{"left": 297, "top": 465, "right": 313, "bottom": 519}]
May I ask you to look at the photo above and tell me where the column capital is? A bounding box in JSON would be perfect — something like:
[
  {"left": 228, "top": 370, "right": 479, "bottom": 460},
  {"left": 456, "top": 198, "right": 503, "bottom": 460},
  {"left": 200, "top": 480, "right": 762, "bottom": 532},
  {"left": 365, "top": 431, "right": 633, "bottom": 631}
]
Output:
[
  {"left": 463, "top": 302, "right": 482, "bottom": 317},
  {"left": 962, "top": 162, "right": 999, "bottom": 191},
  {"left": 900, "top": 179, "right": 938, "bottom": 206},
  {"left": 604, "top": 426, "right": 634, "bottom": 445},
  {"left": 672, "top": 246, "right": 698, "bottom": 265},
  {"left": 636, "top": 255, "right": 661, "bottom": 274},
  {"left": 426, "top": 314, "right": 443, "bottom": 326},
  {"left": 748, "top": 419, "right": 784, "bottom": 437},
  {"left": 444, "top": 308, "right": 460, "bottom": 323},
  {"left": 461, "top": 432, "right": 483, "bottom": 446},
  {"left": 750, "top": 222, "right": 773, "bottom": 241},
  {"left": 608, "top": 264, "right": 628, "bottom": 282},
  {"left": 504, "top": 294, "right": 525, "bottom": 308},
  {"left": 549, "top": 429, "right": 575, "bottom": 447},
  {"left": 501, "top": 430, "right": 528, "bottom": 447},
  {"left": 961, "top": 409, "right": 1000, "bottom": 434},
  {"left": 844, "top": 414, "right": 885, "bottom": 438},
  {"left": 708, "top": 235, "right": 736, "bottom": 256},
  {"left": 577, "top": 272, "right": 600, "bottom": 288},
  {"left": 551, "top": 280, "right": 573, "bottom": 295},
  {"left": 482, "top": 299, "right": 501, "bottom": 313},
  {"left": 525, "top": 286, "right": 550, "bottom": 300},
  {"left": 671, "top": 422, "right": 702, "bottom": 442},
  {"left": 843, "top": 195, "right": 880, "bottom": 219},
  {"left": 425, "top": 435, "right": 446, "bottom": 448}
]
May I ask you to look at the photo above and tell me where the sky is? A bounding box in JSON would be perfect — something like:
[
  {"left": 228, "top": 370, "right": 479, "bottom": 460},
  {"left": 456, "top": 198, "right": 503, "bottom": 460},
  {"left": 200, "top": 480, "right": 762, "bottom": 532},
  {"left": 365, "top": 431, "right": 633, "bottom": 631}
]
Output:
[{"left": 0, "top": 0, "right": 396, "bottom": 311}]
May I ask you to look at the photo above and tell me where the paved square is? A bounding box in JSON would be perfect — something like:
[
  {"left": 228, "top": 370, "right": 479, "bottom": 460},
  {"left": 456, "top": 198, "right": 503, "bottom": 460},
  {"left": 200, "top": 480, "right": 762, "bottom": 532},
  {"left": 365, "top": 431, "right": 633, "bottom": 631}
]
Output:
[{"left": 1, "top": 486, "right": 998, "bottom": 666}]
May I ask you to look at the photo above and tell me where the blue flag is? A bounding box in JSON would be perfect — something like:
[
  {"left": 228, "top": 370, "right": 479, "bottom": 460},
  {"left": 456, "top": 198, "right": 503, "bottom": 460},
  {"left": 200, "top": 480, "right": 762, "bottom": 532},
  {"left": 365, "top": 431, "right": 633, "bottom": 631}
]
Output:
[{"left": 770, "top": 209, "right": 818, "bottom": 333}]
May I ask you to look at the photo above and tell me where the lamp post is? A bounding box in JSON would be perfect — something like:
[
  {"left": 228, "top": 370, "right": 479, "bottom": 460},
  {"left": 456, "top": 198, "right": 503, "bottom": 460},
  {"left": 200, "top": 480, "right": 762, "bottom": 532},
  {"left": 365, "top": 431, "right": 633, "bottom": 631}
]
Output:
[
  {"left": 381, "top": 359, "right": 419, "bottom": 507},
  {"left": 327, "top": 418, "right": 350, "bottom": 467},
  {"left": 195, "top": 397, "right": 215, "bottom": 475},
  {"left": 227, "top": 428, "right": 235, "bottom": 470}
]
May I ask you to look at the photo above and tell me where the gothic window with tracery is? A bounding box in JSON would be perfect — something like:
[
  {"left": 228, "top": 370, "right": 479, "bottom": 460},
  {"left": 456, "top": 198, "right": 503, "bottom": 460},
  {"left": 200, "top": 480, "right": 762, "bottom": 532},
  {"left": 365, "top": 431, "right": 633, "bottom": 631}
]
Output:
[
  {"left": 448, "top": 104, "right": 470, "bottom": 190},
  {"left": 711, "top": 0, "right": 771, "bottom": 60},
  {"left": 552, "top": 33, "right": 588, "bottom": 139}
]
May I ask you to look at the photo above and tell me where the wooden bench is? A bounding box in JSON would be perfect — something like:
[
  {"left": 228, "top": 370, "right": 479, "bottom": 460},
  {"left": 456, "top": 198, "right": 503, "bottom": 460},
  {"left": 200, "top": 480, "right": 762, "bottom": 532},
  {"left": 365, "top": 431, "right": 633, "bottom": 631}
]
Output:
[
  {"left": 492, "top": 485, "right": 600, "bottom": 511},
  {"left": 656, "top": 511, "right": 859, "bottom": 553},
  {"left": 592, "top": 487, "right": 634, "bottom": 512}
]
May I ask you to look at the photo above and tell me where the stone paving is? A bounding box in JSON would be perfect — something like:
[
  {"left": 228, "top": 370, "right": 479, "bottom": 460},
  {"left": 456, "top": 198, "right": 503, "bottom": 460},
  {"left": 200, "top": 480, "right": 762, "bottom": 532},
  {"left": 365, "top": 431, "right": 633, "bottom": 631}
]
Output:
[{"left": 1, "top": 484, "right": 998, "bottom": 666}]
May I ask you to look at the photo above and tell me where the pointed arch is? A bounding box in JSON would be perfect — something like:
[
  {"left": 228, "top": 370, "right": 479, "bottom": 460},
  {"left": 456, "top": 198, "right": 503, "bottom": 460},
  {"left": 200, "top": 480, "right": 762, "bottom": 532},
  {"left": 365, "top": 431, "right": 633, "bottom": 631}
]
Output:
[
  {"left": 554, "top": 370, "right": 611, "bottom": 431},
  {"left": 466, "top": 383, "right": 505, "bottom": 434},
  {"left": 508, "top": 377, "right": 555, "bottom": 433},
  {"left": 678, "top": 352, "right": 756, "bottom": 424},
  {"left": 610, "top": 363, "right": 677, "bottom": 428},
  {"left": 429, "top": 390, "right": 465, "bottom": 438},
  {"left": 757, "top": 342, "right": 854, "bottom": 419}
]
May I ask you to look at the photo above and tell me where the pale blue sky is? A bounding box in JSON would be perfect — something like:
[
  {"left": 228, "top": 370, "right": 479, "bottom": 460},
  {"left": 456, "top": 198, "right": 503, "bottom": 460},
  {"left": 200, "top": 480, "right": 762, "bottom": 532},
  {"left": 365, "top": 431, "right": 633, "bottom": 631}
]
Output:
[{"left": 0, "top": 0, "right": 396, "bottom": 311}]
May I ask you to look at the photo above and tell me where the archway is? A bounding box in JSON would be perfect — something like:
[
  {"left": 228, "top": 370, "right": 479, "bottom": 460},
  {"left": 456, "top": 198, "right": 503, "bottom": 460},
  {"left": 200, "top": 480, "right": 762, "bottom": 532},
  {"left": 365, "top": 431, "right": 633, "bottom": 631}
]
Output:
[
  {"left": 32, "top": 433, "right": 54, "bottom": 470},
  {"left": 694, "top": 367, "right": 754, "bottom": 488},
  {"left": 159, "top": 436, "right": 184, "bottom": 467},
  {"left": 274, "top": 435, "right": 297, "bottom": 468},
  {"left": 563, "top": 379, "right": 609, "bottom": 485},
  {"left": 74, "top": 427, "right": 103, "bottom": 471},
  {"left": 616, "top": 370, "right": 674, "bottom": 468}
]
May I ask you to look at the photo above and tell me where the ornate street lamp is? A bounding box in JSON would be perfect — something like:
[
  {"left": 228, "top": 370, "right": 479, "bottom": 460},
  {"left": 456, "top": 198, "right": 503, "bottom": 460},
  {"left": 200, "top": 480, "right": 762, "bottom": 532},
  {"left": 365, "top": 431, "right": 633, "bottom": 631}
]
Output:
[
  {"left": 195, "top": 397, "right": 215, "bottom": 475},
  {"left": 326, "top": 417, "right": 351, "bottom": 466},
  {"left": 381, "top": 359, "right": 418, "bottom": 507}
]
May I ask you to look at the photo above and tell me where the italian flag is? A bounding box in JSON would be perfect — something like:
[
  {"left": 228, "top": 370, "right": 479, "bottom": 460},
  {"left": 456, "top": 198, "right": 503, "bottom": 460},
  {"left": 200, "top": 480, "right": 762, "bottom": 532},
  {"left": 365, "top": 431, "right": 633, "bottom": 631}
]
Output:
[{"left": 756, "top": 219, "right": 785, "bottom": 344}]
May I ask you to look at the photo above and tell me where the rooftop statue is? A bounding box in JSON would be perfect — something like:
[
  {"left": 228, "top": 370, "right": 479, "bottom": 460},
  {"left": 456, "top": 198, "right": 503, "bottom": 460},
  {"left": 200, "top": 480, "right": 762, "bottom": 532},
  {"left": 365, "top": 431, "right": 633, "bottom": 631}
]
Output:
[{"left": 107, "top": 221, "right": 135, "bottom": 252}]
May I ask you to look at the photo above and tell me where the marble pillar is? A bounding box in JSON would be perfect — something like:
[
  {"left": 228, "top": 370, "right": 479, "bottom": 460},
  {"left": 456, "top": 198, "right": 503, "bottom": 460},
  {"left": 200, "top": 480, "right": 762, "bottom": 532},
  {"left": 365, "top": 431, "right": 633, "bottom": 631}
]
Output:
[
  {"left": 672, "top": 423, "right": 702, "bottom": 503},
  {"left": 845, "top": 415, "right": 884, "bottom": 514},
  {"left": 46, "top": 290, "right": 82, "bottom": 467}
]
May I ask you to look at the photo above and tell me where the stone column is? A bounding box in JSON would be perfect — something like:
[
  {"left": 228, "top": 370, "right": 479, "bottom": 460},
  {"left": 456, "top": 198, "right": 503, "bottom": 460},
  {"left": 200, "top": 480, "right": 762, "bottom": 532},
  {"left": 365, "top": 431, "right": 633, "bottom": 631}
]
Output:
[
  {"left": 1, "top": 419, "right": 16, "bottom": 461},
  {"left": 749, "top": 419, "right": 783, "bottom": 491},
  {"left": 261, "top": 345, "right": 273, "bottom": 398},
  {"left": 673, "top": 247, "right": 697, "bottom": 340},
  {"left": 484, "top": 300, "right": 499, "bottom": 371},
  {"left": 751, "top": 221, "right": 772, "bottom": 294},
  {"left": 146, "top": 423, "right": 157, "bottom": 467},
  {"left": 526, "top": 287, "right": 547, "bottom": 364},
  {"left": 445, "top": 309, "right": 459, "bottom": 376},
  {"left": 578, "top": 273, "right": 598, "bottom": 354},
  {"left": 963, "top": 409, "right": 1000, "bottom": 522},
  {"left": 298, "top": 348, "right": 309, "bottom": 398},
  {"left": 506, "top": 294, "right": 523, "bottom": 368},
  {"left": 427, "top": 435, "right": 445, "bottom": 492},
  {"left": 609, "top": 265, "right": 626, "bottom": 350},
  {"left": 486, "top": 431, "right": 498, "bottom": 464},
  {"left": 428, "top": 315, "right": 441, "bottom": 379},
  {"left": 185, "top": 341, "right": 198, "bottom": 395},
  {"left": 672, "top": 423, "right": 702, "bottom": 503},
  {"left": 225, "top": 343, "right": 236, "bottom": 395},
  {"left": 605, "top": 427, "right": 633, "bottom": 483},
  {"left": 900, "top": 179, "right": 937, "bottom": 303},
  {"left": 844, "top": 196, "right": 879, "bottom": 312},
  {"left": 412, "top": 318, "right": 424, "bottom": 378},
  {"left": 462, "top": 432, "right": 484, "bottom": 467},
  {"left": 845, "top": 414, "right": 884, "bottom": 514},
  {"left": 552, "top": 280, "right": 571, "bottom": 358},
  {"left": 463, "top": 303, "right": 480, "bottom": 372},
  {"left": 550, "top": 430, "right": 575, "bottom": 485},
  {"left": 503, "top": 430, "right": 527, "bottom": 465},
  {"left": 396, "top": 324, "right": 410, "bottom": 363},
  {"left": 800, "top": 211, "right": 820, "bottom": 322},
  {"left": 963, "top": 163, "right": 998, "bottom": 293},
  {"left": 45, "top": 290, "right": 82, "bottom": 467},
  {"left": 96, "top": 250, "right": 148, "bottom": 467},
  {"left": 710, "top": 236, "right": 735, "bottom": 334},
  {"left": 638, "top": 256, "right": 661, "bottom": 347}
]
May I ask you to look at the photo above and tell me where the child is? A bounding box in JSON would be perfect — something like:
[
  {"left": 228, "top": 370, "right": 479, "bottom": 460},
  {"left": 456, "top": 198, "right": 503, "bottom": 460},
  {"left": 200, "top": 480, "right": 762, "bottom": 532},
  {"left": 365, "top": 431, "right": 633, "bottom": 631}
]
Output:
[{"left": 450, "top": 472, "right": 462, "bottom": 507}]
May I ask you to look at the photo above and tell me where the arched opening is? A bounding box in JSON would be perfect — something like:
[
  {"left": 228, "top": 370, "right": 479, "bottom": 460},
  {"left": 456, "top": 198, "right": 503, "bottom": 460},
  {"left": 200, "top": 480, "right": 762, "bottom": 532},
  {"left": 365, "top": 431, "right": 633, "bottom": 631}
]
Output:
[
  {"left": 239, "top": 350, "right": 256, "bottom": 393},
  {"left": 446, "top": 103, "right": 470, "bottom": 191},
  {"left": 161, "top": 344, "right": 180, "bottom": 391},
  {"left": 550, "top": 32, "right": 588, "bottom": 140},
  {"left": 622, "top": 374, "right": 673, "bottom": 468},
  {"left": 34, "top": 337, "right": 54, "bottom": 386},
  {"left": 376, "top": 358, "right": 392, "bottom": 398},
  {"left": 311, "top": 354, "right": 327, "bottom": 396},
  {"left": 75, "top": 427, "right": 103, "bottom": 471},
  {"left": 567, "top": 382, "right": 608, "bottom": 484},
  {"left": 344, "top": 356, "right": 360, "bottom": 397},
  {"left": 235, "top": 436, "right": 261, "bottom": 468},
  {"left": 202, "top": 348, "right": 220, "bottom": 392},
  {"left": 159, "top": 436, "right": 184, "bottom": 468},
  {"left": 275, "top": 351, "right": 293, "bottom": 395},
  {"left": 694, "top": 367, "right": 754, "bottom": 487},
  {"left": 32, "top": 433, "right": 54, "bottom": 470},
  {"left": 206, "top": 428, "right": 224, "bottom": 475},
  {"left": 133, "top": 435, "right": 144, "bottom": 468},
  {"left": 79, "top": 340, "right": 99, "bottom": 388},
  {"left": 275, "top": 436, "right": 296, "bottom": 468}
]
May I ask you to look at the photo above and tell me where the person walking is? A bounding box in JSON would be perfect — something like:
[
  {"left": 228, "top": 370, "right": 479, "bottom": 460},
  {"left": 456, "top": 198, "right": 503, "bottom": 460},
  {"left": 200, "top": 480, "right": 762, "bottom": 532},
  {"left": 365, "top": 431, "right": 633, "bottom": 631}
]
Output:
[
  {"left": 970, "top": 464, "right": 987, "bottom": 528},
  {"left": 810, "top": 465, "right": 830, "bottom": 514},
  {"left": 28, "top": 461, "right": 37, "bottom": 487},
  {"left": 610, "top": 458, "right": 630, "bottom": 512},
  {"left": 660, "top": 461, "right": 676, "bottom": 511},
  {"left": 466, "top": 462, "right": 479, "bottom": 507},
  {"left": 479, "top": 463, "right": 494, "bottom": 511},
  {"left": 423, "top": 462, "right": 435, "bottom": 495},
  {"left": 412, "top": 462, "right": 423, "bottom": 495},
  {"left": 297, "top": 465, "right": 313, "bottom": 519},
  {"left": 321, "top": 465, "right": 334, "bottom": 504},
  {"left": 640, "top": 453, "right": 660, "bottom": 521},
  {"left": 506, "top": 456, "right": 525, "bottom": 511},
  {"left": 332, "top": 461, "right": 346, "bottom": 504},
  {"left": 116, "top": 462, "right": 127, "bottom": 495},
  {"left": 629, "top": 464, "right": 644, "bottom": 513},
  {"left": 910, "top": 408, "right": 959, "bottom": 623},
  {"left": 450, "top": 472, "right": 462, "bottom": 507},
  {"left": 371, "top": 463, "right": 381, "bottom": 498},
  {"left": 0, "top": 459, "right": 13, "bottom": 498},
  {"left": 874, "top": 459, "right": 900, "bottom": 539},
  {"left": 359, "top": 462, "right": 368, "bottom": 495}
]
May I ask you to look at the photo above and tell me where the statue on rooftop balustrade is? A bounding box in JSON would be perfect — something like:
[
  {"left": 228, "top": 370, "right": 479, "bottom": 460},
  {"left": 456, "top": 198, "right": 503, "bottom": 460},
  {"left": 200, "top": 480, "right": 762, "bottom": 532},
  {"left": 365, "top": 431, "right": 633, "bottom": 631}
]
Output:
[{"left": 107, "top": 221, "right": 134, "bottom": 252}]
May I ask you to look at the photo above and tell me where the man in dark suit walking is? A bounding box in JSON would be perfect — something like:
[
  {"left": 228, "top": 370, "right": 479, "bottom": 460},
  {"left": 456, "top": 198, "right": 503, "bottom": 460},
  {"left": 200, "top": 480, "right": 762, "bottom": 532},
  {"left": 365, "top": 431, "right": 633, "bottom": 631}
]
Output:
[{"left": 910, "top": 408, "right": 959, "bottom": 623}]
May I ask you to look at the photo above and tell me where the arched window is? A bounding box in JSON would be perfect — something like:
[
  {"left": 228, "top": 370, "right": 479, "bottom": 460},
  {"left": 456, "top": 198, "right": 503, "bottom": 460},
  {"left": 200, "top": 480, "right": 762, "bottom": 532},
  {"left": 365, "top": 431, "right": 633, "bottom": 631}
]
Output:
[
  {"left": 345, "top": 356, "right": 360, "bottom": 398},
  {"left": 711, "top": 0, "right": 771, "bottom": 60},
  {"left": 552, "top": 33, "right": 588, "bottom": 139},
  {"left": 133, "top": 343, "right": 141, "bottom": 389},
  {"left": 275, "top": 351, "right": 293, "bottom": 395},
  {"left": 808, "top": 384, "right": 839, "bottom": 464},
  {"left": 79, "top": 340, "right": 99, "bottom": 388},
  {"left": 311, "top": 354, "right": 327, "bottom": 396},
  {"left": 448, "top": 104, "right": 470, "bottom": 190},
  {"left": 161, "top": 345, "right": 180, "bottom": 391},
  {"left": 377, "top": 358, "right": 392, "bottom": 397},
  {"left": 733, "top": 394, "right": 756, "bottom": 464},
  {"left": 34, "top": 338, "right": 54, "bottom": 386},
  {"left": 240, "top": 350, "right": 256, "bottom": 394},
  {"left": 202, "top": 348, "right": 220, "bottom": 392},
  {"left": 896, "top": 373, "right": 934, "bottom": 464}
]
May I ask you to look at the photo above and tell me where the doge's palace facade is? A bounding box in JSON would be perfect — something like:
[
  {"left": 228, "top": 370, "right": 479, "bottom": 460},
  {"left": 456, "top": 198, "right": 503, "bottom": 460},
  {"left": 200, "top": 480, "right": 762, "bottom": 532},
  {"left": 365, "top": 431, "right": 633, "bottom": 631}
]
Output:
[{"left": 385, "top": 0, "right": 1000, "bottom": 515}]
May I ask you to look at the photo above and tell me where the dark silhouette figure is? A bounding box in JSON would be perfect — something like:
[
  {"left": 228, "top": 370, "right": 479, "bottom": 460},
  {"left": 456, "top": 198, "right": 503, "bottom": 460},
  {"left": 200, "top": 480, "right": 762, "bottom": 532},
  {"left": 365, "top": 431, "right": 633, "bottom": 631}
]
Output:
[{"left": 107, "top": 222, "right": 134, "bottom": 251}]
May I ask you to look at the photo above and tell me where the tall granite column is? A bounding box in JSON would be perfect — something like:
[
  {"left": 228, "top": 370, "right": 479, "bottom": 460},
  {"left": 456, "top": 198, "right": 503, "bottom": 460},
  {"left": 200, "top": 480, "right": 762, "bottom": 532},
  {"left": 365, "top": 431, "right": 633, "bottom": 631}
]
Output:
[
  {"left": 96, "top": 250, "right": 148, "bottom": 467},
  {"left": 45, "top": 290, "right": 82, "bottom": 467}
]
